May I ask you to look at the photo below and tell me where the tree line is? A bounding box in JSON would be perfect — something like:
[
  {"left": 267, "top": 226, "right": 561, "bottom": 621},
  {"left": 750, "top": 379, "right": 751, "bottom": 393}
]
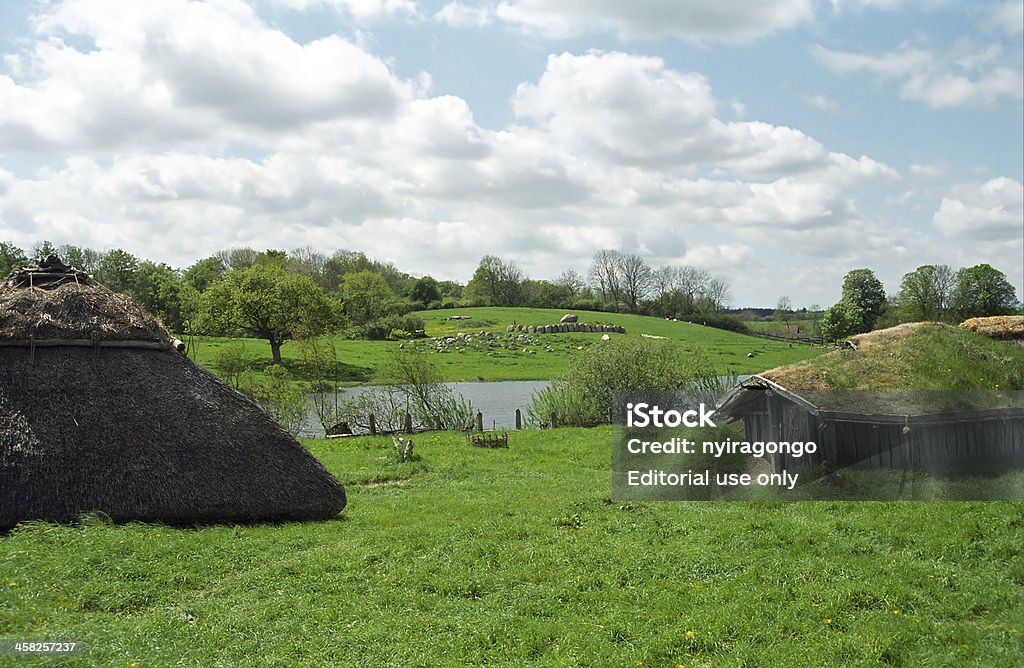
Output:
[
  {"left": 0, "top": 241, "right": 738, "bottom": 354},
  {"left": 818, "top": 263, "right": 1020, "bottom": 341}
]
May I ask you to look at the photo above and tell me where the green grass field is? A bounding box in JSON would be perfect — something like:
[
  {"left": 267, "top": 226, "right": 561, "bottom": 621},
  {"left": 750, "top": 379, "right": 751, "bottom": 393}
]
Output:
[
  {"left": 192, "top": 307, "right": 824, "bottom": 385},
  {"left": 3, "top": 428, "right": 1022, "bottom": 666}
]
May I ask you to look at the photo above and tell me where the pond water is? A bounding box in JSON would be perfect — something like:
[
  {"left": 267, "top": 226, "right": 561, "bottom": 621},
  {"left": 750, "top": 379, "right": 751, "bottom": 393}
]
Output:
[
  {"left": 298, "top": 376, "right": 751, "bottom": 438},
  {"left": 299, "top": 380, "right": 551, "bottom": 437}
]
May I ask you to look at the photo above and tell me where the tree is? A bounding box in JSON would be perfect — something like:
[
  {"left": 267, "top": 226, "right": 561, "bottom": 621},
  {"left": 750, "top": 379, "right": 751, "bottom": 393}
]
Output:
[
  {"left": 201, "top": 264, "right": 343, "bottom": 364},
  {"left": 465, "top": 255, "right": 524, "bottom": 306},
  {"left": 183, "top": 256, "right": 227, "bottom": 292},
  {"left": 820, "top": 300, "right": 863, "bottom": 341},
  {"left": 554, "top": 269, "right": 586, "bottom": 301},
  {"left": 341, "top": 270, "right": 399, "bottom": 327},
  {"left": 57, "top": 244, "right": 101, "bottom": 273},
  {"left": 32, "top": 240, "right": 57, "bottom": 260},
  {"left": 618, "top": 253, "right": 652, "bottom": 312},
  {"left": 840, "top": 269, "right": 886, "bottom": 331},
  {"left": 94, "top": 249, "right": 140, "bottom": 294},
  {"left": 589, "top": 249, "right": 622, "bottom": 307},
  {"left": 410, "top": 276, "right": 441, "bottom": 307},
  {"left": 216, "top": 247, "right": 260, "bottom": 270},
  {"left": 131, "top": 261, "right": 185, "bottom": 333},
  {"left": 951, "top": 263, "right": 1020, "bottom": 320},
  {"left": 0, "top": 242, "right": 27, "bottom": 277},
  {"left": 774, "top": 296, "right": 793, "bottom": 328},
  {"left": 897, "top": 264, "right": 955, "bottom": 322}
]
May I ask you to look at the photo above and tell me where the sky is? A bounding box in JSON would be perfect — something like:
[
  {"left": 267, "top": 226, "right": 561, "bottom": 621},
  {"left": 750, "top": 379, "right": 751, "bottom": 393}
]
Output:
[{"left": 0, "top": 0, "right": 1021, "bottom": 307}]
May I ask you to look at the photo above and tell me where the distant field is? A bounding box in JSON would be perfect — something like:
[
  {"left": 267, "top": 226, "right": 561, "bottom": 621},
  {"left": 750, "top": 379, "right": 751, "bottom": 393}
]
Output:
[
  {"left": 191, "top": 307, "right": 825, "bottom": 384},
  {"left": 744, "top": 318, "right": 818, "bottom": 335},
  {"left": 2, "top": 428, "right": 1021, "bottom": 666}
]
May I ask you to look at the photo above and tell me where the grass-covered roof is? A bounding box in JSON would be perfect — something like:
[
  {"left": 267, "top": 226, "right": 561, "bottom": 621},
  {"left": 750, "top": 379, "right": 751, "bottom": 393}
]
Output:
[{"left": 761, "top": 322, "right": 1024, "bottom": 392}]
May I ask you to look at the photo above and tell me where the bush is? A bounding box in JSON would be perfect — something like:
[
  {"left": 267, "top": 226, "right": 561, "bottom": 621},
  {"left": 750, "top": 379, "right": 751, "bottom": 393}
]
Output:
[{"left": 528, "top": 338, "right": 714, "bottom": 427}]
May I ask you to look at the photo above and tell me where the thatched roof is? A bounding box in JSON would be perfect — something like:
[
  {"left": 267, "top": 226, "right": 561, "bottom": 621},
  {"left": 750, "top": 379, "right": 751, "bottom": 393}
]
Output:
[
  {"left": 0, "top": 256, "right": 169, "bottom": 345},
  {"left": 0, "top": 258, "right": 346, "bottom": 529},
  {"left": 959, "top": 315, "right": 1024, "bottom": 340}
]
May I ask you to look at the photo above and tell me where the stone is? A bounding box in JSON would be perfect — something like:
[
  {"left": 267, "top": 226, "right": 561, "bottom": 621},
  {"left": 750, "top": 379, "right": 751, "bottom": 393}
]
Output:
[
  {"left": 601, "top": 334, "right": 611, "bottom": 341},
  {"left": 560, "top": 314, "right": 578, "bottom": 323}
]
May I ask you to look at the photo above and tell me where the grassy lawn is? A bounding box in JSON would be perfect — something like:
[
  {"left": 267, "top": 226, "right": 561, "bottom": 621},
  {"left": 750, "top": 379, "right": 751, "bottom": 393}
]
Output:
[
  {"left": 191, "top": 307, "right": 824, "bottom": 385},
  {"left": 2, "top": 428, "right": 1022, "bottom": 666}
]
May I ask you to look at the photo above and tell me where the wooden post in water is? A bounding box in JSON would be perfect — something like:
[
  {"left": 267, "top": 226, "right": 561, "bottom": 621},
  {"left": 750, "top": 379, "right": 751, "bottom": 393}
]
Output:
[
  {"left": 515, "top": 409, "right": 522, "bottom": 430},
  {"left": 434, "top": 415, "right": 443, "bottom": 431},
  {"left": 549, "top": 411, "right": 558, "bottom": 429},
  {"left": 369, "top": 413, "right": 377, "bottom": 436},
  {"left": 404, "top": 412, "right": 413, "bottom": 434},
  {"left": 475, "top": 411, "right": 483, "bottom": 432}
]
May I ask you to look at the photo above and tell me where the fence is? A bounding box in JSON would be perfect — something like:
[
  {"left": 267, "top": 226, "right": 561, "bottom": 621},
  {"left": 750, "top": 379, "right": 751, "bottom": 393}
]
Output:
[{"left": 326, "top": 408, "right": 566, "bottom": 438}]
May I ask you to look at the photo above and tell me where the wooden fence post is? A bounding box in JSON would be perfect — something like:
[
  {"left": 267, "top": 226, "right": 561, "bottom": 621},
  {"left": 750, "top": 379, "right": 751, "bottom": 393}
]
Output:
[
  {"left": 475, "top": 411, "right": 484, "bottom": 432},
  {"left": 549, "top": 412, "right": 558, "bottom": 429},
  {"left": 369, "top": 413, "right": 377, "bottom": 436},
  {"left": 404, "top": 412, "right": 413, "bottom": 434},
  {"left": 515, "top": 408, "right": 522, "bottom": 430}
]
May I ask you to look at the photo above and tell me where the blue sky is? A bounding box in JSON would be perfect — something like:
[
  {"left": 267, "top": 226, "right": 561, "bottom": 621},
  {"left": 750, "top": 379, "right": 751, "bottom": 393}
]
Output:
[{"left": 0, "top": 0, "right": 1021, "bottom": 307}]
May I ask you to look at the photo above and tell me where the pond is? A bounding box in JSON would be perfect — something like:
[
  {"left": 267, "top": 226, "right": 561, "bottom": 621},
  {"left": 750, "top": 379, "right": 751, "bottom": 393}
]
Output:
[{"left": 299, "top": 380, "right": 551, "bottom": 437}]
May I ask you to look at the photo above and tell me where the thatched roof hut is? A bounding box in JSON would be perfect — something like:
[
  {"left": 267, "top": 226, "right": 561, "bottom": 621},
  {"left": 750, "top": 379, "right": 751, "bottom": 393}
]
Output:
[{"left": 0, "top": 257, "right": 346, "bottom": 530}]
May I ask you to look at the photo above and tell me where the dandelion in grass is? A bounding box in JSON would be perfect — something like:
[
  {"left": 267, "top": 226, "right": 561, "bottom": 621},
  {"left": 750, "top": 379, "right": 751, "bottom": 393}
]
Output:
[
  {"left": 824, "top": 618, "right": 832, "bottom": 625},
  {"left": 893, "top": 609, "right": 901, "bottom": 615},
  {"left": 686, "top": 630, "right": 695, "bottom": 638},
  {"left": 6, "top": 582, "right": 15, "bottom": 587}
]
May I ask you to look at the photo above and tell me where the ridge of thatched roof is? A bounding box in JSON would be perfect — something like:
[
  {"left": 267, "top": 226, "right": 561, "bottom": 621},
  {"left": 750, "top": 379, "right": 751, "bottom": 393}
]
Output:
[
  {"left": 0, "top": 257, "right": 169, "bottom": 344},
  {"left": 959, "top": 315, "right": 1024, "bottom": 340}
]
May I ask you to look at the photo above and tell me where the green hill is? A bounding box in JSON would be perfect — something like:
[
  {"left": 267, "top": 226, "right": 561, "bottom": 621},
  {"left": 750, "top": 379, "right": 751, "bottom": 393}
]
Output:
[{"left": 191, "top": 307, "right": 824, "bottom": 384}]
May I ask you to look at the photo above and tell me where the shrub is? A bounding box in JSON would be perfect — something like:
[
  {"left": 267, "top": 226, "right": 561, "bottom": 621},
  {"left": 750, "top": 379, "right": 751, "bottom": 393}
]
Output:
[{"left": 528, "top": 338, "right": 714, "bottom": 427}]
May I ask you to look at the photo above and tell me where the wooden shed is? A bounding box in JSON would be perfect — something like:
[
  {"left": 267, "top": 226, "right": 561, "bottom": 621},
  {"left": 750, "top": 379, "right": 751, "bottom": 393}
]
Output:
[
  {"left": 716, "top": 376, "right": 1024, "bottom": 474},
  {"left": 715, "top": 322, "right": 1024, "bottom": 475}
]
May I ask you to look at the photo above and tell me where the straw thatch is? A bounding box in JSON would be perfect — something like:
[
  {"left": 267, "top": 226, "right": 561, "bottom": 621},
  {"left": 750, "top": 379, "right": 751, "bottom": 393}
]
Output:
[
  {"left": 959, "top": 315, "right": 1024, "bottom": 340},
  {"left": 0, "top": 257, "right": 169, "bottom": 345},
  {"left": 0, "top": 258, "right": 345, "bottom": 529}
]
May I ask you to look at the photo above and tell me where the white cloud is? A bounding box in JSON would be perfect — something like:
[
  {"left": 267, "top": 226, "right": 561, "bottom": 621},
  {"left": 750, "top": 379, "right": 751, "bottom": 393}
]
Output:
[
  {"left": 0, "top": 5, "right": 949, "bottom": 305},
  {"left": 0, "top": 0, "right": 411, "bottom": 150},
  {"left": 803, "top": 94, "right": 838, "bottom": 110},
  {"left": 492, "top": 0, "right": 814, "bottom": 41},
  {"left": 932, "top": 177, "right": 1024, "bottom": 241},
  {"left": 434, "top": 2, "right": 495, "bottom": 27},
  {"left": 272, "top": 0, "right": 418, "bottom": 21},
  {"left": 990, "top": 1, "right": 1024, "bottom": 35},
  {"left": 811, "top": 43, "right": 1024, "bottom": 108},
  {"left": 909, "top": 162, "right": 947, "bottom": 178}
]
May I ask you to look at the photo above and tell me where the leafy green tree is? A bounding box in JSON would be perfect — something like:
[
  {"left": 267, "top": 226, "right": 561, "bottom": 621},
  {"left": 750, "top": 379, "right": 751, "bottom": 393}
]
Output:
[
  {"left": 94, "top": 249, "right": 140, "bottom": 294},
  {"left": 32, "top": 240, "right": 57, "bottom": 260},
  {"left": 897, "top": 264, "right": 955, "bottom": 322},
  {"left": 410, "top": 276, "right": 441, "bottom": 307},
  {"left": 0, "top": 242, "right": 27, "bottom": 277},
  {"left": 131, "top": 261, "right": 185, "bottom": 332},
  {"left": 57, "top": 244, "right": 101, "bottom": 273},
  {"left": 951, "top": 263, "right": 1020, "bottom": 320},
  {"left": 820, "top": 300, "right": 864, "bottom": 341},
  {"left": 183, "top": 256, "right": 227, "bottom": 292},
  {"left": 465, "top": 255, "right": 524, "bottom": 306},
  {"left": 341, "top": 271, "right": 400, "bottom": 328},
  {"left": 201, "top": 264, "right": 343, "bottom": 364},
  {"left": 840, "top": 269, "right": 886, "bottom": 331}
]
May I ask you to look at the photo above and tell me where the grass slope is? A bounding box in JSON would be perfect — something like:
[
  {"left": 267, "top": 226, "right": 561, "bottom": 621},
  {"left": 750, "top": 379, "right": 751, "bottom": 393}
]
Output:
[
  {"left": 2, "top": 429, "right": 1022, "bottom": 666},
  {"left": 763, "top": 322, "right": 1024, "bottom": 392},
  {"left": 193, "top": 307, "right": 823, "bottom": 384}
]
